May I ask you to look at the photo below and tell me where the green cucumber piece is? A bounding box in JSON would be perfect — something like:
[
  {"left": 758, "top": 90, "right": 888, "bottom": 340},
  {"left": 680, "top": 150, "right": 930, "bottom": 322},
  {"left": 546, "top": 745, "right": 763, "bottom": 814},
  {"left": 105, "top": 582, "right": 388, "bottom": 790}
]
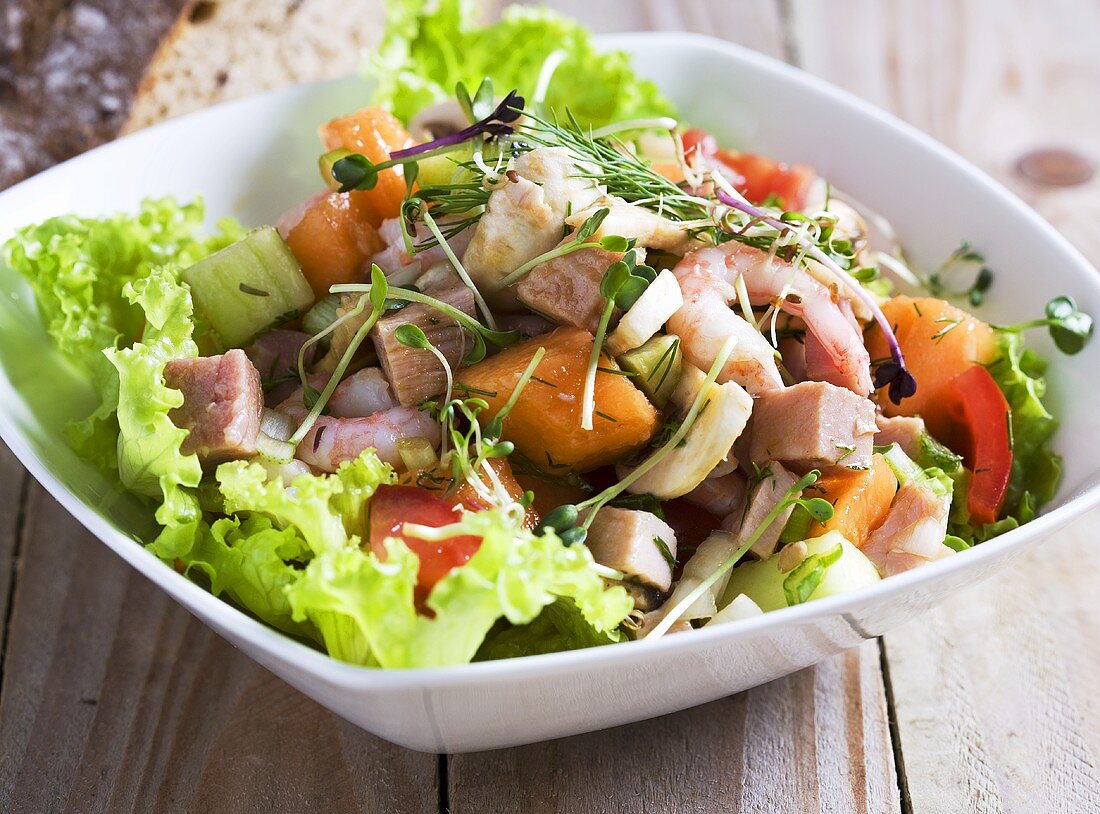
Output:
[
  {"left": 719, "top": 532, "right": 880, "bottom": 612},
  {"left": 416, "top": 148, "right": 473, "bottom": 187},
  {"left": 182, "top": 226, "right": 314, "bottom": 348},
  {"left": 618, "top": 334, "right": 682, "bottom": 408}
]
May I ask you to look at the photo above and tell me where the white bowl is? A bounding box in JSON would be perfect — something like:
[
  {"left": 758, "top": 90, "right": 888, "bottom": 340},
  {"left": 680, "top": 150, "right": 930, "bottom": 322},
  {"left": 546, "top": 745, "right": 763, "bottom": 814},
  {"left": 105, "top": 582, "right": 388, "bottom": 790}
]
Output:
[{"left": 1, "top": 32, "right": 1098, "bottom": 753}]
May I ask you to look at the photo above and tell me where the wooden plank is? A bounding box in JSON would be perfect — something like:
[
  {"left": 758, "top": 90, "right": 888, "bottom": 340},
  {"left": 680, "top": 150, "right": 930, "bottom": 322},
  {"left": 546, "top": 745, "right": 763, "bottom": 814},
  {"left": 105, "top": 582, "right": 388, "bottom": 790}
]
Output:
[
  {"left": 449, "top": 641, "right": 897, "bottom": 814},
  {"left": 0, "top": 485, "right": 438, "bottom": 814},
  {"left": 790, "top": 1, "right": 1100, "bottom": 811},
  {"left": 881, "top": 517, "right": 1100, "bottom": 813},
  {"left": 448, "top": 4, "right": 899, "bottom": 813},
  {"left": 0, "top": 444, "right": 27, "bottom": 660}
]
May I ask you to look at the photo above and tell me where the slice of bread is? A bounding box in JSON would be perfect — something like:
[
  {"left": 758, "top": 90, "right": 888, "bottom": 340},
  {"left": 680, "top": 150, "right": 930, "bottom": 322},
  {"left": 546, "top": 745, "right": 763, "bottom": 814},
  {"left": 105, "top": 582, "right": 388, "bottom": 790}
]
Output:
[{"left": 125, "top": 0, "right": 386, "bottom": 132}]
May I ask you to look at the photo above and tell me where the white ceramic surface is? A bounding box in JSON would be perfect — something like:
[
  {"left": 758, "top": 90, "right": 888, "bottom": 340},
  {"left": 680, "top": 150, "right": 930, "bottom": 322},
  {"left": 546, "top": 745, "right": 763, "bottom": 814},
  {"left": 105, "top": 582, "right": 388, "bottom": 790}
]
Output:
[{"left": 1, "top": 33, "right": 1099, "bottom": 754}]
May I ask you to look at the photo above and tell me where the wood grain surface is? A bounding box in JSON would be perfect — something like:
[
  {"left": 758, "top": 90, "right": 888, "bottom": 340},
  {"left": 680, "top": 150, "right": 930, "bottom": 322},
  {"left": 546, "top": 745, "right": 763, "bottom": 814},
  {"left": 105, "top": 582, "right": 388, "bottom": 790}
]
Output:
[{"left": 1, "top": 1, "right": 1098, "bottom": 812}]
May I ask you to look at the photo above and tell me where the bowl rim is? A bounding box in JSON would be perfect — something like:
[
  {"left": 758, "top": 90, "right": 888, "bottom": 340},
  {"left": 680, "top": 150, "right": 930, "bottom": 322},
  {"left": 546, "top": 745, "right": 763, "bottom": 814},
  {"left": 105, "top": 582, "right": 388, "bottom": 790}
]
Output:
[{"left": 2, "top": 29, "right": 1099, "bottom": 687}]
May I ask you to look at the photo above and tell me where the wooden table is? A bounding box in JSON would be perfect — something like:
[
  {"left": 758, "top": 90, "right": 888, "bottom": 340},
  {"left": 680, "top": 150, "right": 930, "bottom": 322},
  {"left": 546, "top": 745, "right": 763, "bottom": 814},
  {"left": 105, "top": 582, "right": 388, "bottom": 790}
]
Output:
[{"left": 2, "top": 1, "right": 1100, "bottom": 811}]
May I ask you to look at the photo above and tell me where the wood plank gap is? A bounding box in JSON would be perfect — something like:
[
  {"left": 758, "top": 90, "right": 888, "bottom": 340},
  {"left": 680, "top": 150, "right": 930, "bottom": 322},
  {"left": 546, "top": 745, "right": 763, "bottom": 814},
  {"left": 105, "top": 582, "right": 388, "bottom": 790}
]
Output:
[
  {"left": 439, "top": 753, "right": 450, "bottom": 814},
  {"left": 0, "top": 471, "right": 30, "bottom": 684},
  {"left": 774, "top": 0, "right": 802, "bottom": 67},
  {"left": 877, "top": 637, "right": 913, "bottom": 814}
]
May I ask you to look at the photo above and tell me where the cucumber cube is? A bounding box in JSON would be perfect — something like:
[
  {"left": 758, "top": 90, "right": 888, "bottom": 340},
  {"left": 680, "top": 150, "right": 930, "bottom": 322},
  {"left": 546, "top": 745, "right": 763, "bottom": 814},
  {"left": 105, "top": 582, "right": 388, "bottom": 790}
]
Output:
[
  {"left": 618, "top": 334, "right": 683, "bottom": 408},
  {"left": 182, "top": 226, "right": 314, "bottom": 348}
]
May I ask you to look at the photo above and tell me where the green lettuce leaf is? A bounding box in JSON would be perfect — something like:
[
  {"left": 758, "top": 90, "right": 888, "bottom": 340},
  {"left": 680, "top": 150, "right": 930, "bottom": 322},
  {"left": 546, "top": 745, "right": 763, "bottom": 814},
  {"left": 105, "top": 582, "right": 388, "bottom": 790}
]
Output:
[
  {"left": 1, "top": 197, "right": 244, "bottom": 468},
  {"left": 105, "top": 266, "right": 203, "bottom": 527},
  {"left": 149, "top": 515, "right": 315, "bottom": 639},
  {"left": 476, "top": 598, "right": 622, "bottom": 661},
  {"left": 365, "top": 0, "right": 675, "bottom": 127},
  {"left": 216, "top": 454, "right": 396, "bottom": 556},
  {"left": 987, "top": 332, "right": 1061, "bottom": 515},
  {"left": 286, "top": 508, "right": 634, "bottom": 668}
]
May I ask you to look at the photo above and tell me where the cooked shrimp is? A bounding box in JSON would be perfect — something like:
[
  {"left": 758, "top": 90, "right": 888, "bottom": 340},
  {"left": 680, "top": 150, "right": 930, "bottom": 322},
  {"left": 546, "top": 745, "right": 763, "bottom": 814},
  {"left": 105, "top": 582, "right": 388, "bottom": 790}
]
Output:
[
  {"left": 281, "top": 403, "right": 441, "bottom": 473},
  {"left": 733, "top": 243, "right": 873, "bottom": 395},
  {"left": 327, "top": 368, "right": 398, "bottom": 418},
  {"left": 860, "top": 481, "right": 954, "bottom": 576},
  {"left": 667, "top": 246, "right": 784, "bottom": 393}
]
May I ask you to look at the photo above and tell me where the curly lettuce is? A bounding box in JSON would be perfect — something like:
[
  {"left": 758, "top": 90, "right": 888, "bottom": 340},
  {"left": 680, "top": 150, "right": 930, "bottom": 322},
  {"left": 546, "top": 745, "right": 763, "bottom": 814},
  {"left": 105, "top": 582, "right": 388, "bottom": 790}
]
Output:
[
  {"left": 149, "top": 458, "right": 632, "bottom": 668},
  {"left": 1, "top": 198, "right": 244, "bottom": 467},
  {"left": 988, "top": 332, "right": 1061, "bottom": 514},
  {"left": 150, "top": 515, "right": 314, "bottom": 639},
  {"left": 106, "top": 266, "right": 203, "bottom": 526},
  {"left": 366, "top": 0, "right": 675, "bottom": 127},
  {"left": 476, "top": 598, "right": 622, "bottom": 661}
]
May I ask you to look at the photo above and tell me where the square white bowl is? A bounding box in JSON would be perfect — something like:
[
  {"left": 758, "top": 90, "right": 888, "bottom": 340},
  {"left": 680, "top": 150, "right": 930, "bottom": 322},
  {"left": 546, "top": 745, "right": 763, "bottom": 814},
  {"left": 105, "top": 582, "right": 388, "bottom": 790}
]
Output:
[{"left": 1, "top": 32, "right": 1098, "bottom": 753}]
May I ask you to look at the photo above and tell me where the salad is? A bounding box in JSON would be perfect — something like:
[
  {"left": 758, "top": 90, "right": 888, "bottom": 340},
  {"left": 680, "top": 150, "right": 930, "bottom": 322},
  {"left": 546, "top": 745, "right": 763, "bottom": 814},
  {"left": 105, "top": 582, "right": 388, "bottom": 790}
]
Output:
[{"left": 3, "top": 0, "right": 1093, "bottom": 668}]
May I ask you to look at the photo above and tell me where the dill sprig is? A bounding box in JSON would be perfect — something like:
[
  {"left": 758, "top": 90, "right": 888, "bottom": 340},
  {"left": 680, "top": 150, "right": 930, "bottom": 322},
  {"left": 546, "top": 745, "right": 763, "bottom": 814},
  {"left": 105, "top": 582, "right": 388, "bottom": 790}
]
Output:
[{"left": 520, "top": 110, "right": 723, "bottom": 238}]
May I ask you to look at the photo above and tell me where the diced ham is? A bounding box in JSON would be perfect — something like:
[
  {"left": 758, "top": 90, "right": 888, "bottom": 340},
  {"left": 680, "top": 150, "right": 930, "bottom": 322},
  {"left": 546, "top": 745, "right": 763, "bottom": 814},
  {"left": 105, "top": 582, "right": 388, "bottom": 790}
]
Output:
[
  {"left": 747, "top": 381, "right": 878, "bottom": 472},
  {"left": 684, "top": 472, "right": 747, "bottom": 517},
  {"left": 371, "top": 265, "right": 475, "bottom": 406},
  {"left": 874, "top": 414, "right": 926, "bottom": 459},
  {"left": 724, "top": 462, "right": 799, "bottom": 559},
  {"left": 245, "top": 329, "right": 315, "bottom": 407},
  {"left": 585, "top": 507, "right": 678, "bottom": 592},
  {"left": 164, "top": 349, "right": 263, "bottom": 465},
  {"left": 515, "top": 244, "right": 631, "bottom": 333}
]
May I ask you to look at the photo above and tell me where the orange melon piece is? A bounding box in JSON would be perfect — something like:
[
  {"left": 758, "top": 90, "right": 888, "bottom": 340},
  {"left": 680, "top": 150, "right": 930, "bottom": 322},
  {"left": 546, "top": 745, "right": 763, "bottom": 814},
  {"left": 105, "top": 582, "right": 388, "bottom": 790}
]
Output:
[
  {"left": 807, "top": 453, "right": 898, "bottom": 547},
  {"left": 458, "top": 327, "right": 660, "bottom": 473},
  {"left": 320, "top": 107, "right": 415, "bottom": 226},
  {"left": 865, "top": 296, "right": 997, "bottom": 441},
  {"left": 284, "top": 192, "right": 385, "bottom": 300}
]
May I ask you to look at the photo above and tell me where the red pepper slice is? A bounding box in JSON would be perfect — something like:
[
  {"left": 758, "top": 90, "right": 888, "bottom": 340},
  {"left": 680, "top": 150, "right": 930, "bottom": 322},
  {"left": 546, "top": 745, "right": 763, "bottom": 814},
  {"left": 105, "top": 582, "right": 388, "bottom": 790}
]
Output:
[
  {"left": 369, "top": 485, "right": 482, "bottom": 604},
  {"left": 942, "top": 365, "right": 1013, "bottom": 526}
]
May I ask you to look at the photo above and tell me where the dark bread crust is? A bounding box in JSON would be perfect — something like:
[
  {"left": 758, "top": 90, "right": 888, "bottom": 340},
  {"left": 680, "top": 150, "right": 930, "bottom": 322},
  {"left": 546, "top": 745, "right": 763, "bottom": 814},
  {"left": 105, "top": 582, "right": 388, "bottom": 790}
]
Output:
[{"left": 0, "top": 0, "right": 190, "bottom": 190}]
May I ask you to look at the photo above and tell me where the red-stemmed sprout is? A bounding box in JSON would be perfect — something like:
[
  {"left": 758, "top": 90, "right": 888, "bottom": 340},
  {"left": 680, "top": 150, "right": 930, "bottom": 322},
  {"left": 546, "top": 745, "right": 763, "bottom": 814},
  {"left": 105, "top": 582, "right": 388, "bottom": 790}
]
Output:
[
  {"left": 715, "top": 188, "right": 917, "bottom": 404},
  {"left": 329, "top": 90, "right": 526, "bottom": 192}
]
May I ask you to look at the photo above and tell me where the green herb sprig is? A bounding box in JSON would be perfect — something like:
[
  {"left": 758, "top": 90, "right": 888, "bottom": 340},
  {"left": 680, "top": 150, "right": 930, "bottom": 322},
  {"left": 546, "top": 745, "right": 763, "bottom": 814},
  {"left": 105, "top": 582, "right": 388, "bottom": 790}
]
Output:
[
  {"left": 580, "top": 249, "right": 656, "bottom": 430},
  {"left": 999, "top": 295, "right": 1094, "bottom": 354},
  {"left": 330, "top": 281, "right": 519, "bottom": 364}
]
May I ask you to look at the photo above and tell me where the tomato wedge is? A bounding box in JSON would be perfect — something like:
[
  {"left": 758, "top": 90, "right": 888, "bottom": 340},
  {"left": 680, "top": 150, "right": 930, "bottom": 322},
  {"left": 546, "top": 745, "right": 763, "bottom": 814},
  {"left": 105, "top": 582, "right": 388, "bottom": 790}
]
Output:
[
  {"left": 941, "top": 365, "right": 1013, "bottom": 526},
  {"left": 680, "top": 128, "right": 718, "bottom": 162},
  {"left": 715, "top": 151, "right": 816, "bottom": 210},
  {"left": 680, "top": 128, "right": 815, "bottom": 209},
  {"left": 369, "top": 485, "right": 482, "bottom": 603}
]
